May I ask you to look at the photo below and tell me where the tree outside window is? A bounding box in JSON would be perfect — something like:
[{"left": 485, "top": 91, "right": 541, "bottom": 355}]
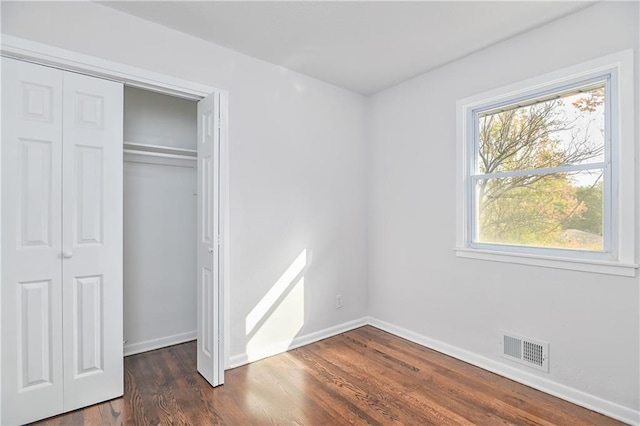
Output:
[{"left": 473, "top": 83, "right": 607, "bottom": 251}]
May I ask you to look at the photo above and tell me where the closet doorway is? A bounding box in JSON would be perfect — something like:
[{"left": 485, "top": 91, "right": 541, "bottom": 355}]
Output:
[
  {"left": 1, "top": 35, "right": 228, "bottom": 424},
  {"left": 122, "top": 88, "right": 196, "bottom": 355},
  {"left": 121, "top": 86, "right": 225, "bottom": 389}
]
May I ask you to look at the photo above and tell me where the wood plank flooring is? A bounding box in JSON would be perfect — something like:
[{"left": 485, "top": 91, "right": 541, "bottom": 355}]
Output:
[{"left": 33, "top": 326, "right": 622, "bottom": 425}]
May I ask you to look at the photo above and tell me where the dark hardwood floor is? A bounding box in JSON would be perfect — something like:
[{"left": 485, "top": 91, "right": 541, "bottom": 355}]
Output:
[{"left": 34, "top": 326, "right": 622, "bottom": 425}]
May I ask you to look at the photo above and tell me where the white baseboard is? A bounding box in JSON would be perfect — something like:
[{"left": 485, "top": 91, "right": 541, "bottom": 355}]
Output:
[
  {"left": 124, "top": 330, "right": 197, "bottom": 357},
  {"left": 228, "top": 317, "right": 369, "bottom": 369},
  {"left": 366, "top": 317, "right": 639, "bottom": 426}
]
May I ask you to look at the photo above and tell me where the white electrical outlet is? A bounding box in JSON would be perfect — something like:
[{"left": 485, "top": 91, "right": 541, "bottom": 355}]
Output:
[{"left": 336, "top": 294, "right": 343, "bottom": 309}]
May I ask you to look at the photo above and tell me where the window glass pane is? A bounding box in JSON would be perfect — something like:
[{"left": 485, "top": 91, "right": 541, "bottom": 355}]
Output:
[
  {"left": 475, "top": 169, "right": 604, "bottom": 250},
  {"left": 478, "top": 85, "right": 605, "bottom": 174}
]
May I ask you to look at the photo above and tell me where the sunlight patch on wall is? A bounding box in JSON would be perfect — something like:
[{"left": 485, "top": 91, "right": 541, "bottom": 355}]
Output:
[
  {"left": 245, "top": 249, "right": 308, "bottom": 363},
  {"left": 246, "top": 278, "right": 305, "bottom": 363}
]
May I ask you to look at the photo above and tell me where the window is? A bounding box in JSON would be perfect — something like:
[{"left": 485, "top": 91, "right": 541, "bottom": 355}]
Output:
[
  {"left": 456, "top": 51, "right": 636, "bottom": 276},
  {"left": 475, "top": 81, "right": 609, "bottom": 252}
]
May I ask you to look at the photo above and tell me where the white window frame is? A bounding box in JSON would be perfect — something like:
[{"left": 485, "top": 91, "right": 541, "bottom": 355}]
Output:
[{"left": 455, "top": 50, "right": 637, "bottom": 277}]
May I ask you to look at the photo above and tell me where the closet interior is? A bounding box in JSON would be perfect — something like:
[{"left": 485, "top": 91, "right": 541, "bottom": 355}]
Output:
[{"left": 122, "top": 87, "right": 199, "bottom": 356}]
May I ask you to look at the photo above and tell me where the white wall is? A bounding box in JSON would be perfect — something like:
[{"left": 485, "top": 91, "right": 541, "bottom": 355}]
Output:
[
  {"left": 124, "top": 87, "right": 197, "bottom": 150},
  {"left": 1, "top": 1, "right": 368, "bottom": 360},
  {"left": 123, "top": 162, "right": 197, "bottom": 354},
  {"left": 368, "top": 1, "right": 639, "bottom": 419}
]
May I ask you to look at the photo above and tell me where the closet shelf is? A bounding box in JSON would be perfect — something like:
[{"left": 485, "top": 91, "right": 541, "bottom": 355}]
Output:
[{"left": 123, "top": 141, "right": 196, "bottom": 161}]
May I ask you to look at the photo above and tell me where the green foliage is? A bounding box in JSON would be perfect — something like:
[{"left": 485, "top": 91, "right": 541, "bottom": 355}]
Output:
[
  {"left": 479, "top": 172, "right": 584, "bottom": 248},
  {"left": 562, "top": 182, "right": 603, "bottom": 236}
]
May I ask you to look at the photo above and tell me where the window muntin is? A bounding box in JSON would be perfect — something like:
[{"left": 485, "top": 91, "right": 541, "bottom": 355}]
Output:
[{"left": 469, "top": 79, "right": 611, "bottom": 254}]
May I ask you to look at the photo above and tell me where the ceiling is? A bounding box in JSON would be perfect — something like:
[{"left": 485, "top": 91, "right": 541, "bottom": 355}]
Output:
[{"left": 101, "top": 1, "right": 595, "bottom": 95}]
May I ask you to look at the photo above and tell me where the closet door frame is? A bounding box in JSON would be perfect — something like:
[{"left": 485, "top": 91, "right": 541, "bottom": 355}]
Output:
[{"left": 0, "top": 36, "right": 230, "bottom": 391}]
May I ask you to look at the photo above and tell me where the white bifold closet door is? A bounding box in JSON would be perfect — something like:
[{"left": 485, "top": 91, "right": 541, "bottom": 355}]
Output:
[
  {"left": 61, "top": 69, "right": 124, "bottom": 412},
  {"left": 1, "top": 57, "right": 123, "bottom": 425},
  {"left": 1, "top": 56, "right": 65, "bottom": 425},
  {"left": 197, "top": 91, "right": 223, "bottom": 387}
]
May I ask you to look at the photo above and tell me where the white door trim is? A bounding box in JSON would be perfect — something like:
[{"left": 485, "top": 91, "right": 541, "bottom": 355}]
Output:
[
  {"left": 0, "top": 34, "right": 230, "bottom": 374},
  {"left": 0, "top": 35, "right": 215, "bottom": 99}
]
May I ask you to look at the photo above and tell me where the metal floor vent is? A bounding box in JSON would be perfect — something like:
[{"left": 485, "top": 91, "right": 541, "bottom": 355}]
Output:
[{"left": 501, "top": 332, "right": 549, "bottom": 372}]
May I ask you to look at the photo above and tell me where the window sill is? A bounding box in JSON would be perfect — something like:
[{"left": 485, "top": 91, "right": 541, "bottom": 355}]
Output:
[{"left": 454, "top": 247, "right": 638, "bottom": 277}]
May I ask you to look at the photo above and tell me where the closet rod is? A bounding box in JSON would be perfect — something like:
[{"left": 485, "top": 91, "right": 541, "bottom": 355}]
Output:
[
  {"left": 123, "top": 141, "right": 197, "bottom": 158},
  {"left": 123, "top": 149, "right": 196, "bottom": 161}
]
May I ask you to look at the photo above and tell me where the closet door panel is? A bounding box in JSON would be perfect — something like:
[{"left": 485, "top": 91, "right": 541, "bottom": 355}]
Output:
[
  {"left": 61, "top": 71, "right": 123, "bottom": 412},
  {"left": 196, "top": 92, "right": 222, "bottom": 386},
  {"left": 1, "top": 58, "right": 64, "bottom": 425}
]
